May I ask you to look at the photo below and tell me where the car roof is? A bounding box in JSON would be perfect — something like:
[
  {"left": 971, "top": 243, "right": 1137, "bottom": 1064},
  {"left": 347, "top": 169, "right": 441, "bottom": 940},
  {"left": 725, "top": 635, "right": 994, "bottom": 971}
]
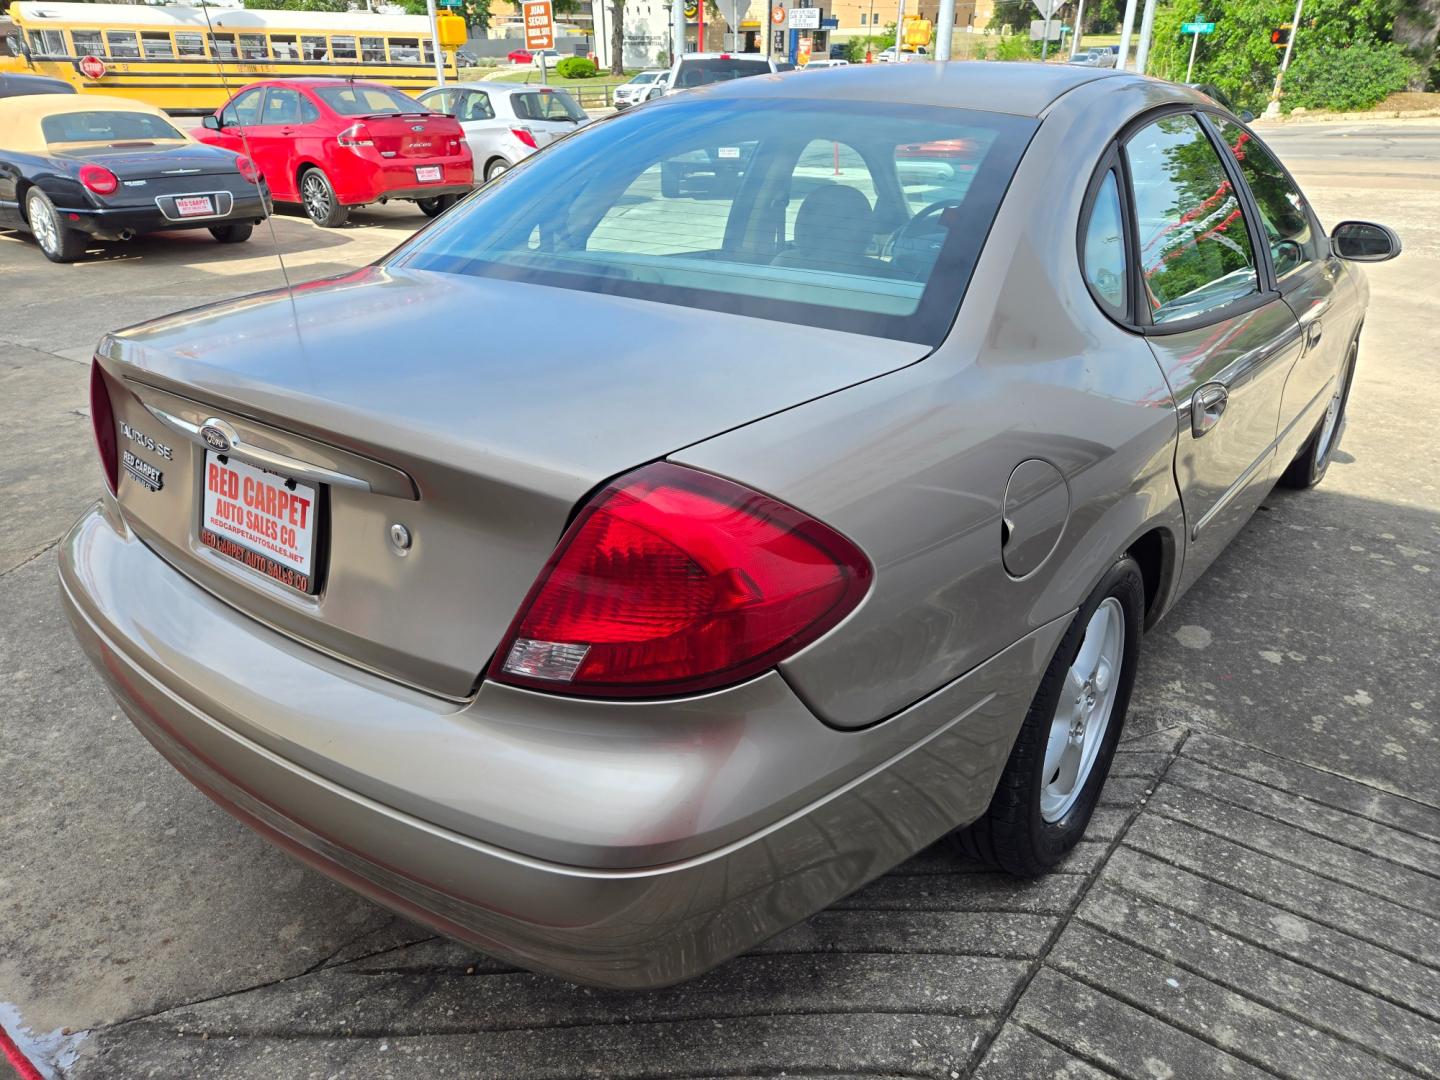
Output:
[
  {"left": 659, "top": 63, "right": 1139, "bottom": 117},
  {"left": 444, "top": 81, "right": 569, "bottom": 95},
  {"left": 0, "top": 92, "right": 178, "bottom": 151}
]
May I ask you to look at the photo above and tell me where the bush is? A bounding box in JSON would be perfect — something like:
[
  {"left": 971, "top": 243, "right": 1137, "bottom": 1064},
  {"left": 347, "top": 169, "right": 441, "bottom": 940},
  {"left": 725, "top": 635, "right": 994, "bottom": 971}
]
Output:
[
  {"left": 555, "top": 56, "right": 598, "bottom": 79},
  {"left": 994, "top": 33, "right": 1035, "bottom": 61},
  {"left": 1282, "top": 41, "right": 1417, "bottom": 112}
]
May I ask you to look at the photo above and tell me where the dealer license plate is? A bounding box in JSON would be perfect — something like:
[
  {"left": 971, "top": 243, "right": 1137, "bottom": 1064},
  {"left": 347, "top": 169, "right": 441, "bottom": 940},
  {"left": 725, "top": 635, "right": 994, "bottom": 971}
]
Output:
[
  {"left": 415, "top": 165, "right": 443, "bottom": 183},
  {"left": 200, "top": 451, "right": 319, "bottom": 594},
  {"left": 175, "top": 195, "right": 215, "bottom": 217}
]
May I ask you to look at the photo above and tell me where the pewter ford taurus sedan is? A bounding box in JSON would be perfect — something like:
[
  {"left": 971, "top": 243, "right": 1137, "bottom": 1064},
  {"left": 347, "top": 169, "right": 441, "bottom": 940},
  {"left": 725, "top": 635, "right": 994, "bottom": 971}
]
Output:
[{"left": 60, "top": 64, "right": 1399, "bottom": 988}]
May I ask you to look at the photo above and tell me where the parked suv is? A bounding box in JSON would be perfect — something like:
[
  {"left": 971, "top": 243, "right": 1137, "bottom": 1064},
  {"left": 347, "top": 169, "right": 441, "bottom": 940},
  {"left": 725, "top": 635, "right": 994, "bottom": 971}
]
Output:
[
  {"left": 196, "top": 78, "right": 473, "bottom": 227},
  {"left": 613, "top": 69, "right": 667, "bottom": 109},
  {"left": 663, "top": 52, "right": 781, "bottom": 94}
]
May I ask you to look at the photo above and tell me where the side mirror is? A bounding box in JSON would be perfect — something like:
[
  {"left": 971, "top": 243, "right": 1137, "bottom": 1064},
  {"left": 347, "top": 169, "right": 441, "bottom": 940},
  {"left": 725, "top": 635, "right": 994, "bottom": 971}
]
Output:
[
  {"left": 1239, "top": 109, "right": 1255, "bottom": 123},
  {"left": 7, "top": 34, "right": 30, "bottom": 60},
  {"left": 1331, "top": 220, "right": 1401, "bottom": 263},
  {"left": 202, "top": 114, "right": 221, "bottom": 130}
]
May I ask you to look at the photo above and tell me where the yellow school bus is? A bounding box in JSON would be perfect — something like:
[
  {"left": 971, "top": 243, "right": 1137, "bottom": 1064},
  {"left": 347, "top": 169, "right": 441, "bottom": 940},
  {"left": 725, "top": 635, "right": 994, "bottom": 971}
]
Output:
[{"left": 0, "top": 2, "right": 460, "bottom": 113}]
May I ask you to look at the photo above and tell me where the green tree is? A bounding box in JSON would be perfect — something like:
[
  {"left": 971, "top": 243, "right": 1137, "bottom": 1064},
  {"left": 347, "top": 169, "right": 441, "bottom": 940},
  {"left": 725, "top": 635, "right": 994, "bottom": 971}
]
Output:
[{"left": 1144, "top": 0, "right": 1402, "bottom": 112}]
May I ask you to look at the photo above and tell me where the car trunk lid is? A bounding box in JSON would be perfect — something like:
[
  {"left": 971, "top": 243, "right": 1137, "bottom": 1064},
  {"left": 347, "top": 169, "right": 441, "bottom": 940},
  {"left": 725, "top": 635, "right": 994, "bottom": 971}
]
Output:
[
  {"left": 97, "top": 266, "right": 925, "bottom": 699},
  {"left": 360, "top": 112, "right": 462, "bottom": 159}
]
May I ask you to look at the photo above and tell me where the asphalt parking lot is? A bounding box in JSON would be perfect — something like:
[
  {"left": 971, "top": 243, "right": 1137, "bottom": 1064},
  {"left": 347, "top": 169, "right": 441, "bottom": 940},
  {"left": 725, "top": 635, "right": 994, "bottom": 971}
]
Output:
[{"left": 2, "top": 122, "right": 1438, "bottom": 1079}]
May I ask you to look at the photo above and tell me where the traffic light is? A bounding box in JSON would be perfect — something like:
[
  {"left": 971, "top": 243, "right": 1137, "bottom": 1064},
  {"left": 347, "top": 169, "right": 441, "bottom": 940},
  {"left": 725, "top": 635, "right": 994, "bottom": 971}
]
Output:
[{"left": 1270, "top": 24, "right": 1291, "bottom": 49}]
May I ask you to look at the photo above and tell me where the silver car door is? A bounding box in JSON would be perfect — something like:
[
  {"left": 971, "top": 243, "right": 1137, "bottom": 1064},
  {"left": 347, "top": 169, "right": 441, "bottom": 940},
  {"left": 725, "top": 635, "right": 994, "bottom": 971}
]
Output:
[
  {"left": 1123, "top": 111, "right": 1304, "bottom": 595},
  {"left": 1206, "top": 114, "right": 1362, "bottom": 466}
]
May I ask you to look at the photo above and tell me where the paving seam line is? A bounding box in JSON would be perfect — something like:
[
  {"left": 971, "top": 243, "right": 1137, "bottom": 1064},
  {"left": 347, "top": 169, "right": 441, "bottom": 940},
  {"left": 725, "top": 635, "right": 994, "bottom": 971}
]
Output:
[{"left": 963, "top": 726, "right": 1192, "bottom": 1074}]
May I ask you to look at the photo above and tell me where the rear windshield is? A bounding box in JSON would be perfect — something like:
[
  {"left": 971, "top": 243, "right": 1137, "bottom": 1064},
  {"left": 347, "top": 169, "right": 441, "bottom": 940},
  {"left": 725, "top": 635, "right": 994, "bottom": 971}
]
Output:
[
  {"left": 42, "top": 111, "right": 185, "bottom": 143},
  {"left": 511, "top": 89, "right": 586, "bottom": 122},
  {"left": 674, "top": 57, "right": 771, "bottom": 89},
  {"left": 394, "top": 98, "right": 1035, "bottom": 344},
  {"left": 314, "top": 84, "right": 432, "bottom": 116}
]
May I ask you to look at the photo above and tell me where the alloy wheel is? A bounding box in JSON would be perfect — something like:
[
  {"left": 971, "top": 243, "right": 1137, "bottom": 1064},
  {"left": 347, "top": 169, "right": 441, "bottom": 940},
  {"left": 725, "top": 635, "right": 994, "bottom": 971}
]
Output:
[
  {"left": 303, "top": 174, "right": 330, "bottom": 221},
  {"left": 29, "top": 195, "right": 58, "bottom": 255},
  {"left": 1041, "top": 597, "right": 1125, "bottom": 822}
]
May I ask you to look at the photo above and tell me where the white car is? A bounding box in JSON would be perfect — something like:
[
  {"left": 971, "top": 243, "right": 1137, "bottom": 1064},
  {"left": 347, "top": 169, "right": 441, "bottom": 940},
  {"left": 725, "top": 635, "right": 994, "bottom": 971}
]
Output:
[
  {"left": 417, "top": 81, "right": 589, "bottom": 184},
  {"left": 800, "top": 58, "right": 850, "bottom": 69},
  {"left": 876, "top": 45, "right": 928, "bottom": 62},
  {"left": 663, "top": 52, "right": 782, "bottom": 95},
  {"left": 529, "top": 49, "right": 565, "bottom": 68},
  {"left": 613, "top": 69, "right": 667, "bottom": 109}
]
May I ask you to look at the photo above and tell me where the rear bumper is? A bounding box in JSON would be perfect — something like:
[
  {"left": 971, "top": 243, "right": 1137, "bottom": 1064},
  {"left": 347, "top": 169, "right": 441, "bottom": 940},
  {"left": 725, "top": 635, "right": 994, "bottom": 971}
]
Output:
[
  {"left": 63, "top": 191, "right": 270, "bottom": 240},
  {"left": 59, "top": 501, "right": 1060, "bottom": 987},
  {"left": 331, "top": 154, "right": 474, "bottom": 206}
]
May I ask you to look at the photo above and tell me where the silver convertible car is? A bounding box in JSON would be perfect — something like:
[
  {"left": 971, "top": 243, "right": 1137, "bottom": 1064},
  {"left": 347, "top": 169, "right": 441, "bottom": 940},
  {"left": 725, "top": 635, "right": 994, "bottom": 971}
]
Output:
[{"left": 61, "top": 64, "right": 1398, "bottom": 987}]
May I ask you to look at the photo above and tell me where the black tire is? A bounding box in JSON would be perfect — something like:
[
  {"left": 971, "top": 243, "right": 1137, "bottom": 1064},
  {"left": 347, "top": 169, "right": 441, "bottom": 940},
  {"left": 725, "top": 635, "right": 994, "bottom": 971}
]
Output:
[
  {"left": 299, "top": 167, "right": 349, "bottom": 228},
  {"left": 416, "top": 194, "right": 459, "bottom": 218},
  {"left": 484, "top": 159, "right": 510, "bottom": 183},
  {"left": 209, "top": 223, "right": 253, "bottom": 243},
  {"left": 958, "top": 555, "right": 1145, "bottom": 876},
  {"left": 1280, "top": 340, "right": 1357, "bottom": 489},
  {"left": 24, "top": 188, "right": 87, "bottom": 263}
]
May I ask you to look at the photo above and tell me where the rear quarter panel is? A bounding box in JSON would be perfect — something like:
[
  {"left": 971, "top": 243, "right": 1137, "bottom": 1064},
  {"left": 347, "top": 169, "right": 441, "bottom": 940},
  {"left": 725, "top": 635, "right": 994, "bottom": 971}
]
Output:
[{"left": 675, "top": 77, "right": 1189, "bottom": 729}]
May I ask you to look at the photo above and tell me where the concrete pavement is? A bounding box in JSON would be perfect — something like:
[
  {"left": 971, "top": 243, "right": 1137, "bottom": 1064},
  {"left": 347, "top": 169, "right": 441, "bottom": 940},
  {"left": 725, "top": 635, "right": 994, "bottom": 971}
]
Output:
[{"left": 1, "top": 125, "right": 1437, "bottom": 1079}]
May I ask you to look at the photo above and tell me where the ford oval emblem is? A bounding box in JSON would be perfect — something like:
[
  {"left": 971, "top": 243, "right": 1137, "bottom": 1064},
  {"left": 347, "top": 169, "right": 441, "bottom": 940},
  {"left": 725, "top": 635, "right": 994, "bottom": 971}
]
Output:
[{"left": 201, "top": 424, "right": 231, "bottom": 452}]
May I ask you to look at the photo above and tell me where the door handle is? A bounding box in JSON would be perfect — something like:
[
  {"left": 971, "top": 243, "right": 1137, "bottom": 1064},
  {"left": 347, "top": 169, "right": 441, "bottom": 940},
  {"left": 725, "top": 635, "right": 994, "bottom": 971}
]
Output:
[
  {"left": 1305, "top": 320, "right": 1323, "bottom": 349},
  {"left": 1192, "top": 383, "right": 1228, "bottom": 438},
  {"left": 280, "top": 126, "right": 296, "bottom": 135}
]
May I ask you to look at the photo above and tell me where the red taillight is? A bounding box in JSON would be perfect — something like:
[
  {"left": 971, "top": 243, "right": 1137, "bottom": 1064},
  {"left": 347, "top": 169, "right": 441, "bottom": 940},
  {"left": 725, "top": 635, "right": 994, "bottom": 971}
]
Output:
[
  {"left": 337, "top": 123, "right": 374, "bottom": 148},
  {"left": 79, "top": 164, "right": 118, "bottom": 196},
  {"left": 490, "top": 463, "right": 872, "bottom": 698},
  {"left": 89, "top": 360, "right": 118, "bottom": 495},
  {"left": 512, "top": 127, "right": 538, "bottom": 150},
  {"left": 235, "top": 154, "right": 259, "bottom": 183}
]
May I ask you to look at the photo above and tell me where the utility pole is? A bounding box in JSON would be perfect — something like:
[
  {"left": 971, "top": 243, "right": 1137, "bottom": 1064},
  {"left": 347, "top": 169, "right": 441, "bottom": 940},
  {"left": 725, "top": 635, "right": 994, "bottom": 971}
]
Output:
[
  {"left": 1185, "top": 17, "right": 1200, "bottom": 80},
  {"left": 1115, "top": 0, "right": 1138, "bottom": 68},
  {"left": 895, "top": 0, "right": 905, "bottom": 59},
  {"left": 1268, "top": 0, "right": 1304, "bottom": 111},
  {"left": 426, "top": 0, "right": 445, "bottom": 85},
  {"left": 672, "top": 0, "right": 685, "bottom": 60},
  {"left": 1069, "top": 0, "right": 1086, "bottom": 58},
  {"left": 936, "top": 0, "right": 954, "bottom": 60},
  {"left": 1133, "top": 0, "right": 1157, "bottom": 74},
  {"left": 1040, "top": 5, "right": 1053, "bottom": 60}
]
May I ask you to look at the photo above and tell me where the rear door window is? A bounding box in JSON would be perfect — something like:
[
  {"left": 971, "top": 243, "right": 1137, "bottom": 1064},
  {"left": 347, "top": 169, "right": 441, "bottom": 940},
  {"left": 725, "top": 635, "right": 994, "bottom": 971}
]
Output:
[
  {"left": 1124, "top": 113, "right": 1259, "bottom": 324},
  {"left": 511, "top": 90, "right": 586, "bottom": 122}
]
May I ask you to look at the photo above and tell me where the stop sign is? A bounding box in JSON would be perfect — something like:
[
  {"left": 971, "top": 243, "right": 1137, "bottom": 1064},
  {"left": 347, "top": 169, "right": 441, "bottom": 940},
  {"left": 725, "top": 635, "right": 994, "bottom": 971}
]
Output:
[{"left": 78, "top": 55, "right": 107, "bottom": 80}]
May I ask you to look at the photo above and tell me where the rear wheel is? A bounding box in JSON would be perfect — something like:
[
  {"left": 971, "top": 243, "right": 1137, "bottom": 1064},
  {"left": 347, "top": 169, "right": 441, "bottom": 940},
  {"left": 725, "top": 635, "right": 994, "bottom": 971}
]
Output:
[
  {"left": 25, "top": 188, "right": 87, "bottom": 263},
  {"left": 300, "top": 168, "right": 349, "bottom": 228},
  {"left": 485, "top": 159, "right": 510, "bottom": 183},
  {"left": 1281, "top": 340, "right": 1357, "bottom": 489},
  {"left": 416, "top": 194, "right": 459, "bottom": 218},
  {"left": 209, "top": 223, "right": 253, "bottom": 244},
  {"left": 957, "top": 555, "right": 1144, "bottom": 876}
]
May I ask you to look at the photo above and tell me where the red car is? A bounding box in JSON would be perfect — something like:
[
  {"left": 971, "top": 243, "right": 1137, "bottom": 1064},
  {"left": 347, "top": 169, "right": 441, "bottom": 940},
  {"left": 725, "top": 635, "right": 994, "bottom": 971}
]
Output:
[
  {"left": 507, "top": 48, "right": 533, "bottom": 64},
  {"left": 197, "top": 78, "right": 473, "bottom": 228}
]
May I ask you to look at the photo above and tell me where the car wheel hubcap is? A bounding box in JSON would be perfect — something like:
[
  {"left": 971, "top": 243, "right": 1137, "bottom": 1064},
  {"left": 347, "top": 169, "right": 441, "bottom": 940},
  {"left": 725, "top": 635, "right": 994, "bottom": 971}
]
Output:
[
  {"left": 30, "top": 198, "right": 58, "bottom": 253},
  {"left": 303, "top": 176, "right": 329, "bottom": 219},
  {"left": 489, "top": 163, "right": 508, "bottom": 181},
  {"left": 1041, "top": 597, "right": 1124, "bottom": 823}
]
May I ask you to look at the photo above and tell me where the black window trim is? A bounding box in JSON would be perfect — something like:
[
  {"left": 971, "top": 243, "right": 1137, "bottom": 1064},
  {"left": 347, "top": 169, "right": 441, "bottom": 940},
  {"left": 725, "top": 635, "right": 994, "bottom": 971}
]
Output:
[{"left": 1092, "top": 103, "right": 1282, "bottom": 338}]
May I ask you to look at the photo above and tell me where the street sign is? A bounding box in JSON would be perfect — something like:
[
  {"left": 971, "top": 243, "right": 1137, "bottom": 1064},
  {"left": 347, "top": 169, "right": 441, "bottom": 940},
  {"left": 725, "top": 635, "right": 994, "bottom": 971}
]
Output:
[
  {"left": 1029, "top": 18, "right": 1061, "bottom": 40},
  {"left": 771, "top": 3, "right": 786, "bottom": 24},
  {"left": 1181, "top": 20, "right": 1216, "bottom": 32},
  {"left": 715, "top": 0, "right": 746, "bottom": 40},
  {"left": 77, "top": 55, "right": 106, "bottom": 80},
  {"left": 788, "top": 7, "right": 820, "bottom": 29},
  {"left": 522, "top": 0, "right": 555, "bottom": 50},
  {"left": 438, "top": 0, "right": 462, "bottom": 7},
  {"left": 1030, "top": 0, "right": 1062, "bottom": 19}
]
